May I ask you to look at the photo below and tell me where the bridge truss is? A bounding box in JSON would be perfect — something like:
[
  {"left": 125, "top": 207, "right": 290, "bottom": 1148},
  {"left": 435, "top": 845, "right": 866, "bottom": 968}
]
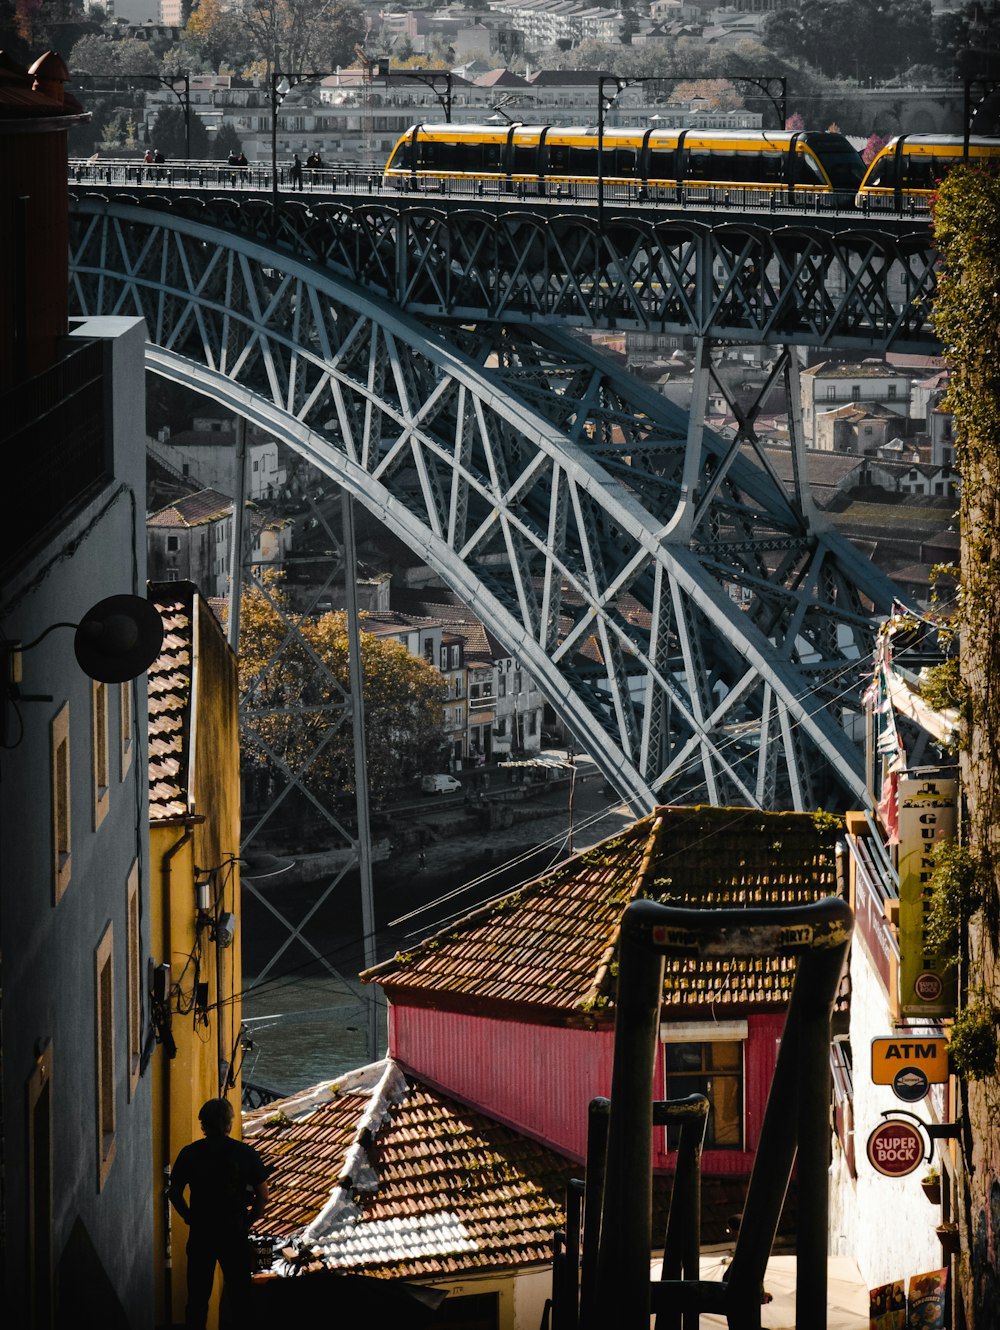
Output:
[{"left": 69, "top": 193, "right": 918, "bottom": 813}]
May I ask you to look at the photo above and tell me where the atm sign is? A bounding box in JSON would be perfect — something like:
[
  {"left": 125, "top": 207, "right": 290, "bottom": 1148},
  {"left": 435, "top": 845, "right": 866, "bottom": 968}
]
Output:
[{"left": 871, "top": 1037, "right": 949, "bottom": 1085}]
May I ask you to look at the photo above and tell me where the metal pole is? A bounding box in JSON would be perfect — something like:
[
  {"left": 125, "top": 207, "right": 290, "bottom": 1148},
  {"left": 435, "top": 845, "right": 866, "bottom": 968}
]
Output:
[
  {"left": 341, "top": 490, "right": 379, "bottom": 1061},
  {"left": 183, "top": 73, "right": 190, "bottom": 160},
  {"left": 227, "top": 416, "right": 248, "bottom": 652},
  {"left": 271, "top": 70, "right": 279, "bottom": 211},
  {"left": 597, "top": 76, "right": 608, "bottom": 231},
  {"left": 445, "top": 71, "right": 452, "bottom": 123}
]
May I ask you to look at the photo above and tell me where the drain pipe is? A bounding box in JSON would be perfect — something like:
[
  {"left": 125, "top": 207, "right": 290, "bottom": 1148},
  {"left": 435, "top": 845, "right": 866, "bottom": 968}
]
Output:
[{"left": 159, "top": 817, "right": 203, "bottom": 1326}]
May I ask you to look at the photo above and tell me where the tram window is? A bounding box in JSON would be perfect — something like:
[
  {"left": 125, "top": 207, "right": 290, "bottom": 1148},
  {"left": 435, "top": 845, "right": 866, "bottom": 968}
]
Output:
[
  {"left": 687, "top": 150, "right": 711, "bottom": 181},
  {"left": 418, "top": 141, "right": 439, "bottom": 169},
  {"left": 791, "top": 151, "right": 827, "bottom": 184},
  {"left": 864, "top": 160, "right": 891, "bottom": 188},
  {"left": 713, "top": 151, "right": 743, "bottom": 181},
  {"left": 548, "top": 144, "right": 570, "bottom": 174},
  {"left": 903, "top": 155, "right": 935, "bottom": 189},
  {"left": 482, "top": 141, "right": 503, "bottom": 171},
  {"left": 761, "top": 152, "right": 783, "bottom": 183},
  {"left": 568, "top": 145, "right": 598, "bottom": 175},
  {"left": 648, "top": 149, "right": 677, "bottom": 181},
  {"left": 603, "top": 148, "right": 635, "bottom": 177},
  {"left": 512, "top": 145, "right": 538, "bottom": 174}
]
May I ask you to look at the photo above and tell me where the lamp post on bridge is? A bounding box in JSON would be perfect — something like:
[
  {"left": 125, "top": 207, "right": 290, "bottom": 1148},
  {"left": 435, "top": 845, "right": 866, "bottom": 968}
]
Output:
[{"left": 595, "top": 72, "right": 788, "bottom": 232}]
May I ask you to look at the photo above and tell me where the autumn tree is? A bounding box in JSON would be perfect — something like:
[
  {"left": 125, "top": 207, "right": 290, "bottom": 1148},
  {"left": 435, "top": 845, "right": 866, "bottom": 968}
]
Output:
[{"left": 239, "top": 577, "right": 449, "bottom": 814}]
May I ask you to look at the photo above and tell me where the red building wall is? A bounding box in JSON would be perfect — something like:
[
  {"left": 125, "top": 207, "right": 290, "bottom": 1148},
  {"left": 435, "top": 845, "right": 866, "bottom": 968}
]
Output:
[{"left": 388, "top": 1002, "right": 786, "bottom": 1174}]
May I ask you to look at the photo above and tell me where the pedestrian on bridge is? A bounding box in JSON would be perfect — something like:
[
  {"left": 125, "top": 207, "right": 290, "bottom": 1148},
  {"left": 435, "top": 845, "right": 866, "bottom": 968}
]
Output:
[{"left": 290, "top": 153, "right": 303, "bottom": 190}]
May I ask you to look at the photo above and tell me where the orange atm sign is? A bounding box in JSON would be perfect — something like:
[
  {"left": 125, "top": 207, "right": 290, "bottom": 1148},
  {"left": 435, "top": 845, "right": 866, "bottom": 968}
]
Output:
[{"left": 871, "top": 1037, "right": 949, "bottom": 1085}]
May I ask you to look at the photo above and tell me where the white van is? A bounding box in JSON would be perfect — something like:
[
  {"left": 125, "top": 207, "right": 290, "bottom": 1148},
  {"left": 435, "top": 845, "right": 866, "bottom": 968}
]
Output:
[{"left": 420, "top": 773, "right": 462, "bottom": 794}]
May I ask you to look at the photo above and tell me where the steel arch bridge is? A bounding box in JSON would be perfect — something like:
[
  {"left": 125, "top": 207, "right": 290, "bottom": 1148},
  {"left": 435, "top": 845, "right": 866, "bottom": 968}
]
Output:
[{"left": 69, "top": 190, "right": 926, "bottom": 814}]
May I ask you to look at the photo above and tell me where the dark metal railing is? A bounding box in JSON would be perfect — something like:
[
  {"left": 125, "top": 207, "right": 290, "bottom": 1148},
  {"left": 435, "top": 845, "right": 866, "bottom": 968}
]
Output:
[
  {"left": 66, "top": 157, "right": 931, "bottom": 219},
  {"left": 561, "top": 895, "right": 852, "bottom": 1330}
]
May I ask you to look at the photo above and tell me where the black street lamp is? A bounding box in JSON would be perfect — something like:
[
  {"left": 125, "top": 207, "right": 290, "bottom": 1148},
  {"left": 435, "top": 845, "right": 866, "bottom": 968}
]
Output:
[{"left": 393, "top": 67, "right": 454, "bottom": 123}]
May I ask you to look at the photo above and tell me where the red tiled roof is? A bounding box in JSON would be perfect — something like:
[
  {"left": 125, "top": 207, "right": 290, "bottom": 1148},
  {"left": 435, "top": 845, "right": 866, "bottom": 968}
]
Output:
[
  {"left": 245, "top": 1061, "right": 571, "bottom": 1279},
  {"left": 363, "top": 806, "right": 840, "bottom": 1013},
  {"left": 147, "top": 487, "right": 232, "bottom": 528},
  {"left": 147, "top": 584, "right": 195, "bottom": 821}
]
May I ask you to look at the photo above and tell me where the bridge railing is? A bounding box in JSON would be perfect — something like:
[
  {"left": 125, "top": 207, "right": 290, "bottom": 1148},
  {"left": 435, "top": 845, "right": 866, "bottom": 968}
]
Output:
[{"left": 67, "top": 158, "right": 929, "bottom": 218}]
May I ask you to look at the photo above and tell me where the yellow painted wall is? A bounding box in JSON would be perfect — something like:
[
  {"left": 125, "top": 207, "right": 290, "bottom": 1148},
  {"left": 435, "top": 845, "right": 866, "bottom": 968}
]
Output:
[{"left": 151, "top": 594, "right": 242, "bottom": 1328}]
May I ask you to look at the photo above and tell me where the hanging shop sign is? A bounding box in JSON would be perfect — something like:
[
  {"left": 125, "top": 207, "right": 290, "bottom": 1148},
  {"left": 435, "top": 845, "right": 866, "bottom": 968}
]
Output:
[
  {"left": 871, "top": 1036, "right": 949, "bottom": 1104},
  {"left": 897, "top": 777, "right": 958, "bottom": 1018},
  {"left": 866, "top": 1120, "right": 925, "bottom": 1177}
]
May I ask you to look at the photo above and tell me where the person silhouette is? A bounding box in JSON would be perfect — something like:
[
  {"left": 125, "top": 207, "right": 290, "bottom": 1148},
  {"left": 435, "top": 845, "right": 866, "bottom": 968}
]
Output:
[{"left": 168, "top": 1098, "right": 269, "bottom": 1328}]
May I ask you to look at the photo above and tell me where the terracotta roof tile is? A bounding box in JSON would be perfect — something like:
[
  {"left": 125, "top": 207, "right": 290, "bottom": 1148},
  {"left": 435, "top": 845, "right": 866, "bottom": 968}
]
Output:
[
  {"left": 147, "top": 583, "right": 196, "bottom": 821},
  {"left": 363, "top": 806, "right": 840, "bottom": 1012},
  {"left": 245, "top": 1062, "right": 573, "bottom": 1279}
]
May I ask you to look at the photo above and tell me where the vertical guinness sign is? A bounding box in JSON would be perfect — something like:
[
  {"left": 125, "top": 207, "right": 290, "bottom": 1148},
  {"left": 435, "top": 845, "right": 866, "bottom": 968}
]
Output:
[{"left": 897, "top": 776, "right": 957, "bottom": 1017}]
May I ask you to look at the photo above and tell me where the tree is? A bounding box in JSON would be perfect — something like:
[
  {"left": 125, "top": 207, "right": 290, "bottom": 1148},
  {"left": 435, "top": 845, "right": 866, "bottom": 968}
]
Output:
[
  {"left": 149, "top": 103, "right": 210, "bottom": 158},
  {"left": 239, "top": 577, "right": 449, "bottom": 810},
  {"left": 762, "top": 0, "right": 935, "bottom": 82},
  {"left": 785, "top": 111, "right": 805, "bottom": 131},
  {"left": 669, "top": 79, "right": 744, "bottom": 112},
  {"left": 212, "top": 122, "right": 243, "bottom": 161},
  {"left": 862, "top": 132, "right": 889, "bottom": 164},
  {"left": 68, "top": 33, "right": 160, "bottom": 76},
  {"left": 227, "top": 0, "right": 365, "bottom": 78},
  {"left": 182, "top": 0, "right": 249, "bottom": 72}
]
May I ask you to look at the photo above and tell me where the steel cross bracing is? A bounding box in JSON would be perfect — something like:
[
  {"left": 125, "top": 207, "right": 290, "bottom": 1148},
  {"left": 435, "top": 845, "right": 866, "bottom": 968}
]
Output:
[
  {"left": 68, "top": 187, "right": 941, "bottom": 352},
  {"left": 69, "top": 197, "right": 907, "bottom": 813}
]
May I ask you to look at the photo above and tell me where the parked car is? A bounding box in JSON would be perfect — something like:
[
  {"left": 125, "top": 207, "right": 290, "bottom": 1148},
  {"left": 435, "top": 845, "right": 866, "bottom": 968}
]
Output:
[{"left": 420, "top": 773, "right": 461, "bottom": 794}]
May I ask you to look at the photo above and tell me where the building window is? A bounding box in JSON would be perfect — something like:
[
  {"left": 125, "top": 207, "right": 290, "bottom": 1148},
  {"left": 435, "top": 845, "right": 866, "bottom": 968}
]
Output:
[
  {"left": 51, "top": 703, "right": 71, "bottom": 903},
  {"left": 166, "top": 535, "right": 179, "bottom": 551},
  {"left": 498, "top": 676, "right": 506, "bottom": 698},
  {"left": 91, "top": 681, "right": 110, "bottom": 830},
  {"left": 455, "top": 705, "right": 464, "bottom": 727},
  {"left": 119, "top": 682, "right": 133, "bottom": 781},
  {"left": 851, "top": 386, "right": 861, "bottom": 402},
  {"left": 27, "top": 1040, "right": 53, "bottom": 1327},
  {"left": 440, "top": 646, "right": 448, "bottom": 672},
  {"left": 513, "top": 671, "right": 522, "bottom": 694},
  {"left": 126, "top": 864, "right": 141, "bottom": 1100},
  {"left": 888, "top": 385, "right": 897, "bottom": 401},
  {"left": 528, "top": 711, "right": 538, "bottom": 736},
  {"left": 663, "top": 1035, "right": 744, "bottom": 1150},
  {"left": 825, "top": 385, "right": 836, "bottom": 400},
  {"left": 450, "top": 644, "right": 461, "bottom": 668},
  {"left": 424, "top": 637, "right": 434, "bottom": 662},
  {"left": 95, "top": 923, "right": 116, "bottom": 1187}
]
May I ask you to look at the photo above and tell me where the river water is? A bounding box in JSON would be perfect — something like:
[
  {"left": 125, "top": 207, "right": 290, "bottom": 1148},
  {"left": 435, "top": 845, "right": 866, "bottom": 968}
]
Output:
[{"left": 240, "top": 786, "right": 631, "bottom": 1096}]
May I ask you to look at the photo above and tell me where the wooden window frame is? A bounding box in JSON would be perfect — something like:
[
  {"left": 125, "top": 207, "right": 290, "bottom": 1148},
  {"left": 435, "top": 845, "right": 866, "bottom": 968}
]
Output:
[
  {"left": 119, "top": 681, "right": 133, "bottom": 781},
  {"left": 95, "top": 923, "right": 116, "bottom": 1188},
  {"left": 126, "top": 864, "right": 141, "bottom": 1099},
  {"left": 91, "top": 680, "right": 110, "bottom": 830},
  {"left": 51, "top": 703, "right": 71, "bottom": 903},
  {"left": 27, "top": 1041, "right": 54, "bottom": 1329}
]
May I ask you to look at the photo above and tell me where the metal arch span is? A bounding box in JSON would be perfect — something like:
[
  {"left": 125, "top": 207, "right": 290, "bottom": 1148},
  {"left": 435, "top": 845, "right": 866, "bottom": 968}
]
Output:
[{"left": 69, "top": 197, "right": 903, "bottom": 813}]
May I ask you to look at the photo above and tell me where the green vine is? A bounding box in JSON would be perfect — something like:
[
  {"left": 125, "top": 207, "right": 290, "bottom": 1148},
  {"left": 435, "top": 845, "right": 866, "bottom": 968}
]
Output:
[
  {"left": 925, "top": 840, "right": 978, "bottom": 964},
  {"left": 918, "top": 656, "right": 967, "bottom": 722},
  {"left": 932, "top": 164, "right": 1000, "bottom": 943},
  {"left": 948, "top": 999, "right": 1000, "bottom": 1081}
]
